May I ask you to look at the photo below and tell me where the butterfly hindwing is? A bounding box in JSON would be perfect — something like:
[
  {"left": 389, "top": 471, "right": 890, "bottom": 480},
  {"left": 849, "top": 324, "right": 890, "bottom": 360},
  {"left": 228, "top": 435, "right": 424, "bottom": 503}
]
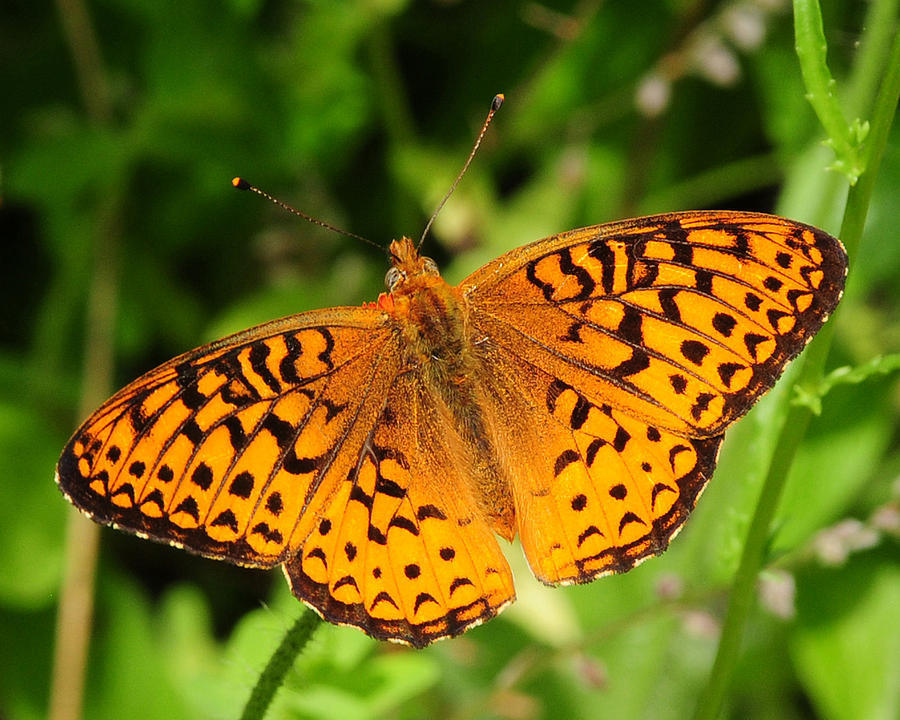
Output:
[
  {"left": 467, "top": 340, "right": 721, "bottom": 584},
  {"left": 285, "top": 371, "right": 515, "bottom": 647}
]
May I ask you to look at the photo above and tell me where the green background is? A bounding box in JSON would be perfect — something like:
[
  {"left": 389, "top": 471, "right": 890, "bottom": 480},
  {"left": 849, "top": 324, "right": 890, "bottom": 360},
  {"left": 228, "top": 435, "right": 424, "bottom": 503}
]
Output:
[{"left": 2, "top": 0, "right": 898, "bottom": 719}]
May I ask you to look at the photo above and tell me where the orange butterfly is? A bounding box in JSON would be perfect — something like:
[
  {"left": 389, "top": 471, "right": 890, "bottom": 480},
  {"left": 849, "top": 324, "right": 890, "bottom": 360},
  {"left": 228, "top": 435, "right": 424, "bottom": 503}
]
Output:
[
  {"left": 57, "top": 207, "right": 846, "bottom": 647},
  {"left": 56, "top": 101, "right": 847, "bottom": 647}
]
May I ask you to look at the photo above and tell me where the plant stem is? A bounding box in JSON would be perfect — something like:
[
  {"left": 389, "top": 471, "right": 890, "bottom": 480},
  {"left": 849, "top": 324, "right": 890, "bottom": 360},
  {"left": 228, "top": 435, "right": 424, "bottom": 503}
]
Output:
[
  {"left": 793, "top": 0, "right": 864, "bottom": 181},
  {"left": 49, "top": 0, "right": 119, "bottom": 718},
  {"left": 692, "top": 10, "right": 900, "bottom": 720},
  {"left": 238, "top": 611, "right": 323, "bottom": 720},
  {"left": 840, "top": 26, "right": 900, "bottom": 250}
]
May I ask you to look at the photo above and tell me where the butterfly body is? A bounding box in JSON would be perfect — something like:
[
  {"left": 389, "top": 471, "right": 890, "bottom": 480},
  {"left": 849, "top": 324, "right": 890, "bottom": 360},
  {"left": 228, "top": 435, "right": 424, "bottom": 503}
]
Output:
[
  {"left": 383, "top": 237, "right": 519, "bottom": 541},
  {"left": 57, "top": 211, "right": 846, "bottom": 646}
]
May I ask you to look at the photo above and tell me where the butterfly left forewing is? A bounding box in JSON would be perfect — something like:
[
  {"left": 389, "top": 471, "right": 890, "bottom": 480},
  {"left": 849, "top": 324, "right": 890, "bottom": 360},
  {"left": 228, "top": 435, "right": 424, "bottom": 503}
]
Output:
[{"left": 57, "top": 308, "right": 401, "bottom": 567}]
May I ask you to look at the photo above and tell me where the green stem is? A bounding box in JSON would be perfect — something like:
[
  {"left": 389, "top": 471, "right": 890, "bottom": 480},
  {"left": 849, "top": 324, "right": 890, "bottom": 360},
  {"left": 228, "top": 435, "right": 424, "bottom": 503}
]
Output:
[
  {"left": 840, "top": 26, "right": 900, "bottom": 252},
  {"left": 238, "top": 611, "right": 323, "bottom": 720},
  {"left": 844, "top": 0, "right": 900, "bottom": 118},
  {"left": 692, "top": 15, "right": 900, "bottom": 720},
  {"left": 793, "top": 0, "right": 865, "bottom": 182}
]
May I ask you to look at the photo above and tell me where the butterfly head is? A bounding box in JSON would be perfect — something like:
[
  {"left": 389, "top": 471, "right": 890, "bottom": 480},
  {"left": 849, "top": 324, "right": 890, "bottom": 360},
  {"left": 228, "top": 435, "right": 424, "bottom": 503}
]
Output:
[
  {"left": 373, "top": 237, "right": 447, "bottom": 316},
  {"left": 385, "top": 237, "right": 440, "bottom": 292}
]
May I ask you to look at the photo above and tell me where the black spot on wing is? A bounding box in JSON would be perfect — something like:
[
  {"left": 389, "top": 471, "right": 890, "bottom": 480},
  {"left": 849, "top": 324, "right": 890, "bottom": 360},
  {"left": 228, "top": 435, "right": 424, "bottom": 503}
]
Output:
[
  {"left": 712, "top": 312, "right": 737, "bottom": 337},
  {"left": 229, "top": 471, "right": 254, "bottom": 498},
  {"left": 261, "top": 413, "right": 293, "bottom": 449},
  {"left": 191, "top": 462, "right": 213, "bottom": 491},
  {"left": 315, "top": 327, "right": 336, "bottom": 371},
  {"left": 389, "top": 516, "right": 419, "bottom": 536},
  {"left": 570, "top": 394, "right": 591, "bottom": 429},
  {"left": 554, "top": 449, "right": 580, "bottom": 476},
  {"left": 585, "top": 437, "right": 606, "bottom": 466},
  {"left": 618, "top": 511, "right": 646, "bottom": 534},
  {"left": 265, "top": 492, "right": 284, "bottom": 516},
  {"left": 571, "top": 494, "right": 588, "bottom": 511},
  {"left": 173, "top": 496, "right": 200, "bottom": 523},
  {"left": 370, "top": 591, "right": 398, "bottom": 610},
  {"left": 681, "top": 340, "right": 709, "bottom": 365},
  {"left": 414, "top": 592, "right": 439, "bottom": 613},
  {"left": 587, "top": 240, "right": 616, "bottom": 294},
  {"left": 277, "top": 335, "right": 302, "bottom": 384},
  {"left": 344, "top": 542, "right": 357, "bottom": 561},
  {"left": 211, "top": 509, "right": 239, "bottom": 532},
  {"left": 181, "top": 418, "right": 203, "bottom": 444},
  {"left": 416, "top": 504, "right": 446, "bottom": 521}
]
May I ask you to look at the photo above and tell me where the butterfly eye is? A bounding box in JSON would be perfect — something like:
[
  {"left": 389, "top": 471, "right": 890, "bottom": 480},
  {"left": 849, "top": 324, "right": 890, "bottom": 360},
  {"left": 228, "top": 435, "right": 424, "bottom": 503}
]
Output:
[
  {"left": 385, "top": 267, "right": 404, "bottom": 291},
  {"left": 422, "top": 257, "right": 439, "bottom": 275}
]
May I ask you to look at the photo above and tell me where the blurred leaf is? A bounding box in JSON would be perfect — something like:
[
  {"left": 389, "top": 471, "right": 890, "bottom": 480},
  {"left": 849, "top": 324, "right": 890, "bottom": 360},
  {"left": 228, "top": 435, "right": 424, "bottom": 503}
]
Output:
[
  {"left": 157, "top": 585, "right": 224, "bottom": 719},
  {"left": 791, "top": 551, "right": 900, "bottom": 720},
  {"left": 773, "top": 375, "right": 895, "bottom": 552},
  {"left": 0, "top": 392, "right": 67, "bottom": 607},
  {"left": 88, "top": 577, "right": 190, "bottom": 720}
]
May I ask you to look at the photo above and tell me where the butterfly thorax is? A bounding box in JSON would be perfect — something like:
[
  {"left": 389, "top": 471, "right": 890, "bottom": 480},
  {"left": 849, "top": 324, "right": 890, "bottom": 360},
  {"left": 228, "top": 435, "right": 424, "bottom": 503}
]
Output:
[
  {"left": 382, "top": 237, "right": 517, "bottom": 539},
  {"left": 384, "top": 238, "right": 472, "bottom": 374}
]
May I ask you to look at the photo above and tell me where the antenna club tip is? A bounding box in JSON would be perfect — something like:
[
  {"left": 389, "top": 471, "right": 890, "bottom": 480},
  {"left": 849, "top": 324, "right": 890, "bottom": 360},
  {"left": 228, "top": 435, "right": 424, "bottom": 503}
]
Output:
[
  {"left": 232, "top": 177, "right": 251, "bottom": 190},
  {"left": 492, "top": 94, "right": 505, "bottom": 110}
]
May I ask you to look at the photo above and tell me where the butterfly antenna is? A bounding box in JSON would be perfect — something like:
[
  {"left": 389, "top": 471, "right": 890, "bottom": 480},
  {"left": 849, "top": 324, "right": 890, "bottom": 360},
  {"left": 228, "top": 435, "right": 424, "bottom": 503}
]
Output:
[
  {"left": 417, "top": 93, "right": 504, "bottom": 250},
  {"left": 232, "top": 177, "right": 382, "bottom": 251}
]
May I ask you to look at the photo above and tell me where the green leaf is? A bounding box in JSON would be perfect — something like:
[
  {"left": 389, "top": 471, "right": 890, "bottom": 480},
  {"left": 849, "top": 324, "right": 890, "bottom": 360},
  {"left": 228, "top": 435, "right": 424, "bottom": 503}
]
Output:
[
  {"left": 88, "top": 577, "right": 190, "bottom": 720},
  {"left": 792, "top": 553, "right": 900, "bottom": 720},
  {"left": 0, "top": 396, "right": 67, "bottom": 607}
]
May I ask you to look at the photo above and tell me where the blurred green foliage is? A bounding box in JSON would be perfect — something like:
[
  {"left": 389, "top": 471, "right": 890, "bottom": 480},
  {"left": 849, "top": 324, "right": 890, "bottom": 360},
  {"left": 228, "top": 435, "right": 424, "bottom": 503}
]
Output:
[{"left": 1, "top": 0, "right": 898, "bottom": 719}]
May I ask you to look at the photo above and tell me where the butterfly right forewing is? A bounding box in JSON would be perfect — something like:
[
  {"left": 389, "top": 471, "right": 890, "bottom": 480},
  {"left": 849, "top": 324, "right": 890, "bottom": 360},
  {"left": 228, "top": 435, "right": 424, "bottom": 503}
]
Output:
[{"left": 463, "top": 211, "right": 847, "bottom": 438}]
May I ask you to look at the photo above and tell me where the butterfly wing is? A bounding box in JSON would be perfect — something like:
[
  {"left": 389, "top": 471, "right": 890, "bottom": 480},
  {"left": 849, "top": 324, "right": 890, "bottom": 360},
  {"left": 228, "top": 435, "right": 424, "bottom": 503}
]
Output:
[
  {"left": 57, "top": 306, "right": 514, "bottom": 645},
  {"left": 462, "top": 211, "right": 846, "bottom": 583},
  {"left": 474, "top": 349, "right": 724, "bottom": 583},
  {"left": 57, "top": 308, "right": 401, "bottom": 566},
  {"left": 284, "top": 370, "right": 515, "bottom": 647}
]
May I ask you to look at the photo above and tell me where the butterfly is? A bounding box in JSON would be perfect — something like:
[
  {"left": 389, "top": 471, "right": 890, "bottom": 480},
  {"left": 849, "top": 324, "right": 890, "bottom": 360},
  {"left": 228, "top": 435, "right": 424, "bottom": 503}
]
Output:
[{"left": 57, "top": 209, "right": 846, "bottom": 647}]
